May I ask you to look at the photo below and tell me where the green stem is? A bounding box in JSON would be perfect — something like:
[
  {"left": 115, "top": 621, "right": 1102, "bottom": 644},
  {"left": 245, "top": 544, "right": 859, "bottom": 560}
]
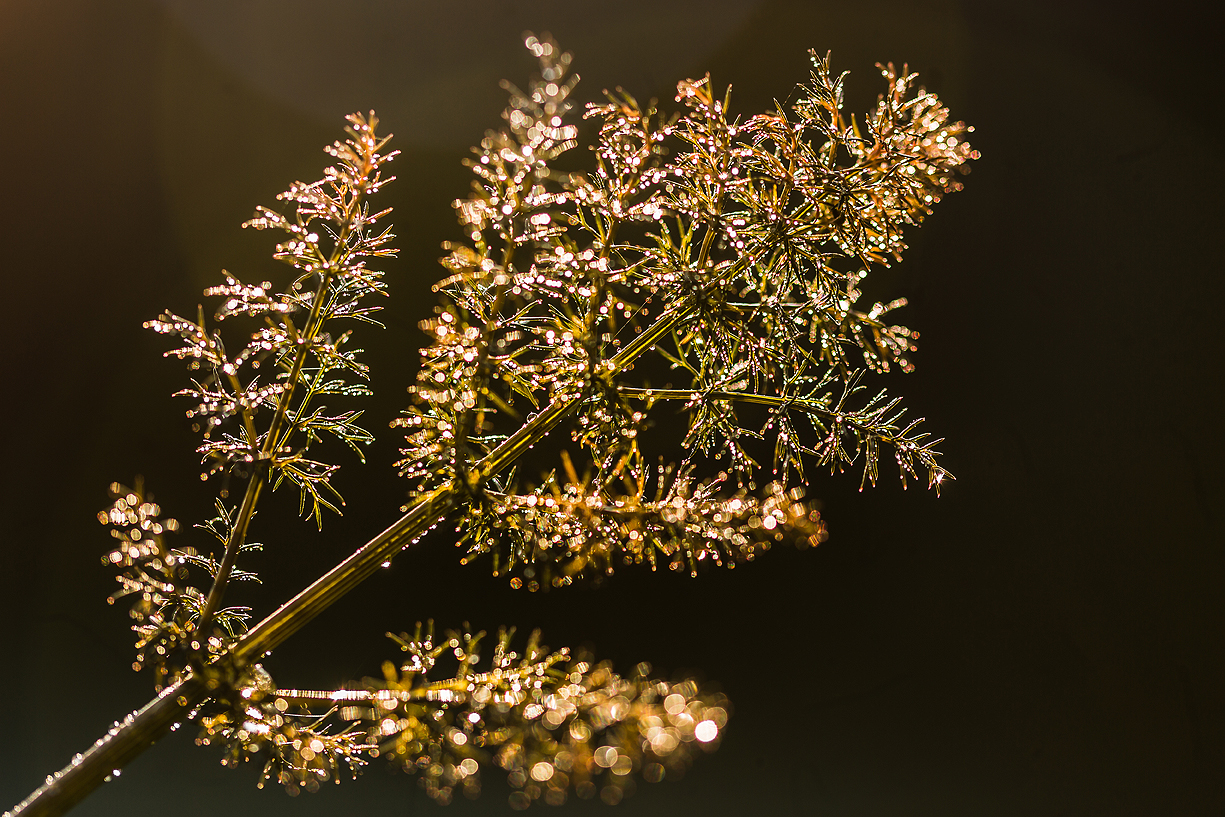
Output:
[
  {"left": 453, "top": 241, "right": 516, "bottom": 490},
  {"left": 194, "top": 268, "right": 330, "bottom": 637},
  {"left": 618, "top": 385, "right": 938, "bottom": 461}
]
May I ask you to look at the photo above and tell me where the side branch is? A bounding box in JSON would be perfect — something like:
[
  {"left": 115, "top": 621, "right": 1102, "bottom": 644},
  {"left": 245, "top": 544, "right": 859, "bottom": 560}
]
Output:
[
  {"left": 618, "top": 385, "right": 855, "bottom": 418},
  {"left": 195, "top": 210, "right": 357, "bottom": 636},
  {"left": 618, "top": 384, "right": 934, "bottom": 441}
]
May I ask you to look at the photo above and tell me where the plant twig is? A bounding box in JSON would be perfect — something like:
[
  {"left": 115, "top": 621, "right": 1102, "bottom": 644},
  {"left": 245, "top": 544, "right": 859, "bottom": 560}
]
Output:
[{"left": 195, "top": 123, "right": 388, "bottom": 637}]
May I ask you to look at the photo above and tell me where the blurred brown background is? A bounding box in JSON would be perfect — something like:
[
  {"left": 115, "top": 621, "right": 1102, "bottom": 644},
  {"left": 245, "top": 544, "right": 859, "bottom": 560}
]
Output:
[{"left": 1, "top": 1, "right": 1221, "bottom": 814}]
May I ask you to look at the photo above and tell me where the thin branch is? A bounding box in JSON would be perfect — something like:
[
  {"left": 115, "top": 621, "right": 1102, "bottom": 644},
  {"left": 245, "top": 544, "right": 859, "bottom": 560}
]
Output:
[{"left": 195, "top": 122, "right": 387, "bottom": 637}]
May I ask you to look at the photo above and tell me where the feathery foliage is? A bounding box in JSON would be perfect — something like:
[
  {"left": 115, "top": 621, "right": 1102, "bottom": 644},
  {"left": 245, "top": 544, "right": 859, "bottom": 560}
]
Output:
[
  {"left": 94, "top": 113, "right": 400, "bottom": 705},
  {"left": 8, "top": 35, "right": 975, "bottom": 817}
]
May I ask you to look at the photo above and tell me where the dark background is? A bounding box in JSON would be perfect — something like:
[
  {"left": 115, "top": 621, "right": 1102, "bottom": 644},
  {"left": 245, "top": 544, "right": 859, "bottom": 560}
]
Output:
[{"left": 1, "top": 1, "right": 1221, "bottom": 815}]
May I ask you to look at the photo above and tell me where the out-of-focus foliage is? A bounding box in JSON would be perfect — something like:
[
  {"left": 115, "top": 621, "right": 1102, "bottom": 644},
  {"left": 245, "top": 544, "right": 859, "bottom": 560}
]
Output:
[
  {"left": 195, "top": 626, "right": 726, "bottom": 808},
  {"left": 460, "top": 458, "right": 827, "bottom": 588}
]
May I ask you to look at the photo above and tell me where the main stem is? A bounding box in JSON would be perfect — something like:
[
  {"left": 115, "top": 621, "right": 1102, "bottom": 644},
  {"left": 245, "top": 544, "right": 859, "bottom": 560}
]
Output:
[{"left": 8, "top": 293, "right": 691, "bottom": 817}]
